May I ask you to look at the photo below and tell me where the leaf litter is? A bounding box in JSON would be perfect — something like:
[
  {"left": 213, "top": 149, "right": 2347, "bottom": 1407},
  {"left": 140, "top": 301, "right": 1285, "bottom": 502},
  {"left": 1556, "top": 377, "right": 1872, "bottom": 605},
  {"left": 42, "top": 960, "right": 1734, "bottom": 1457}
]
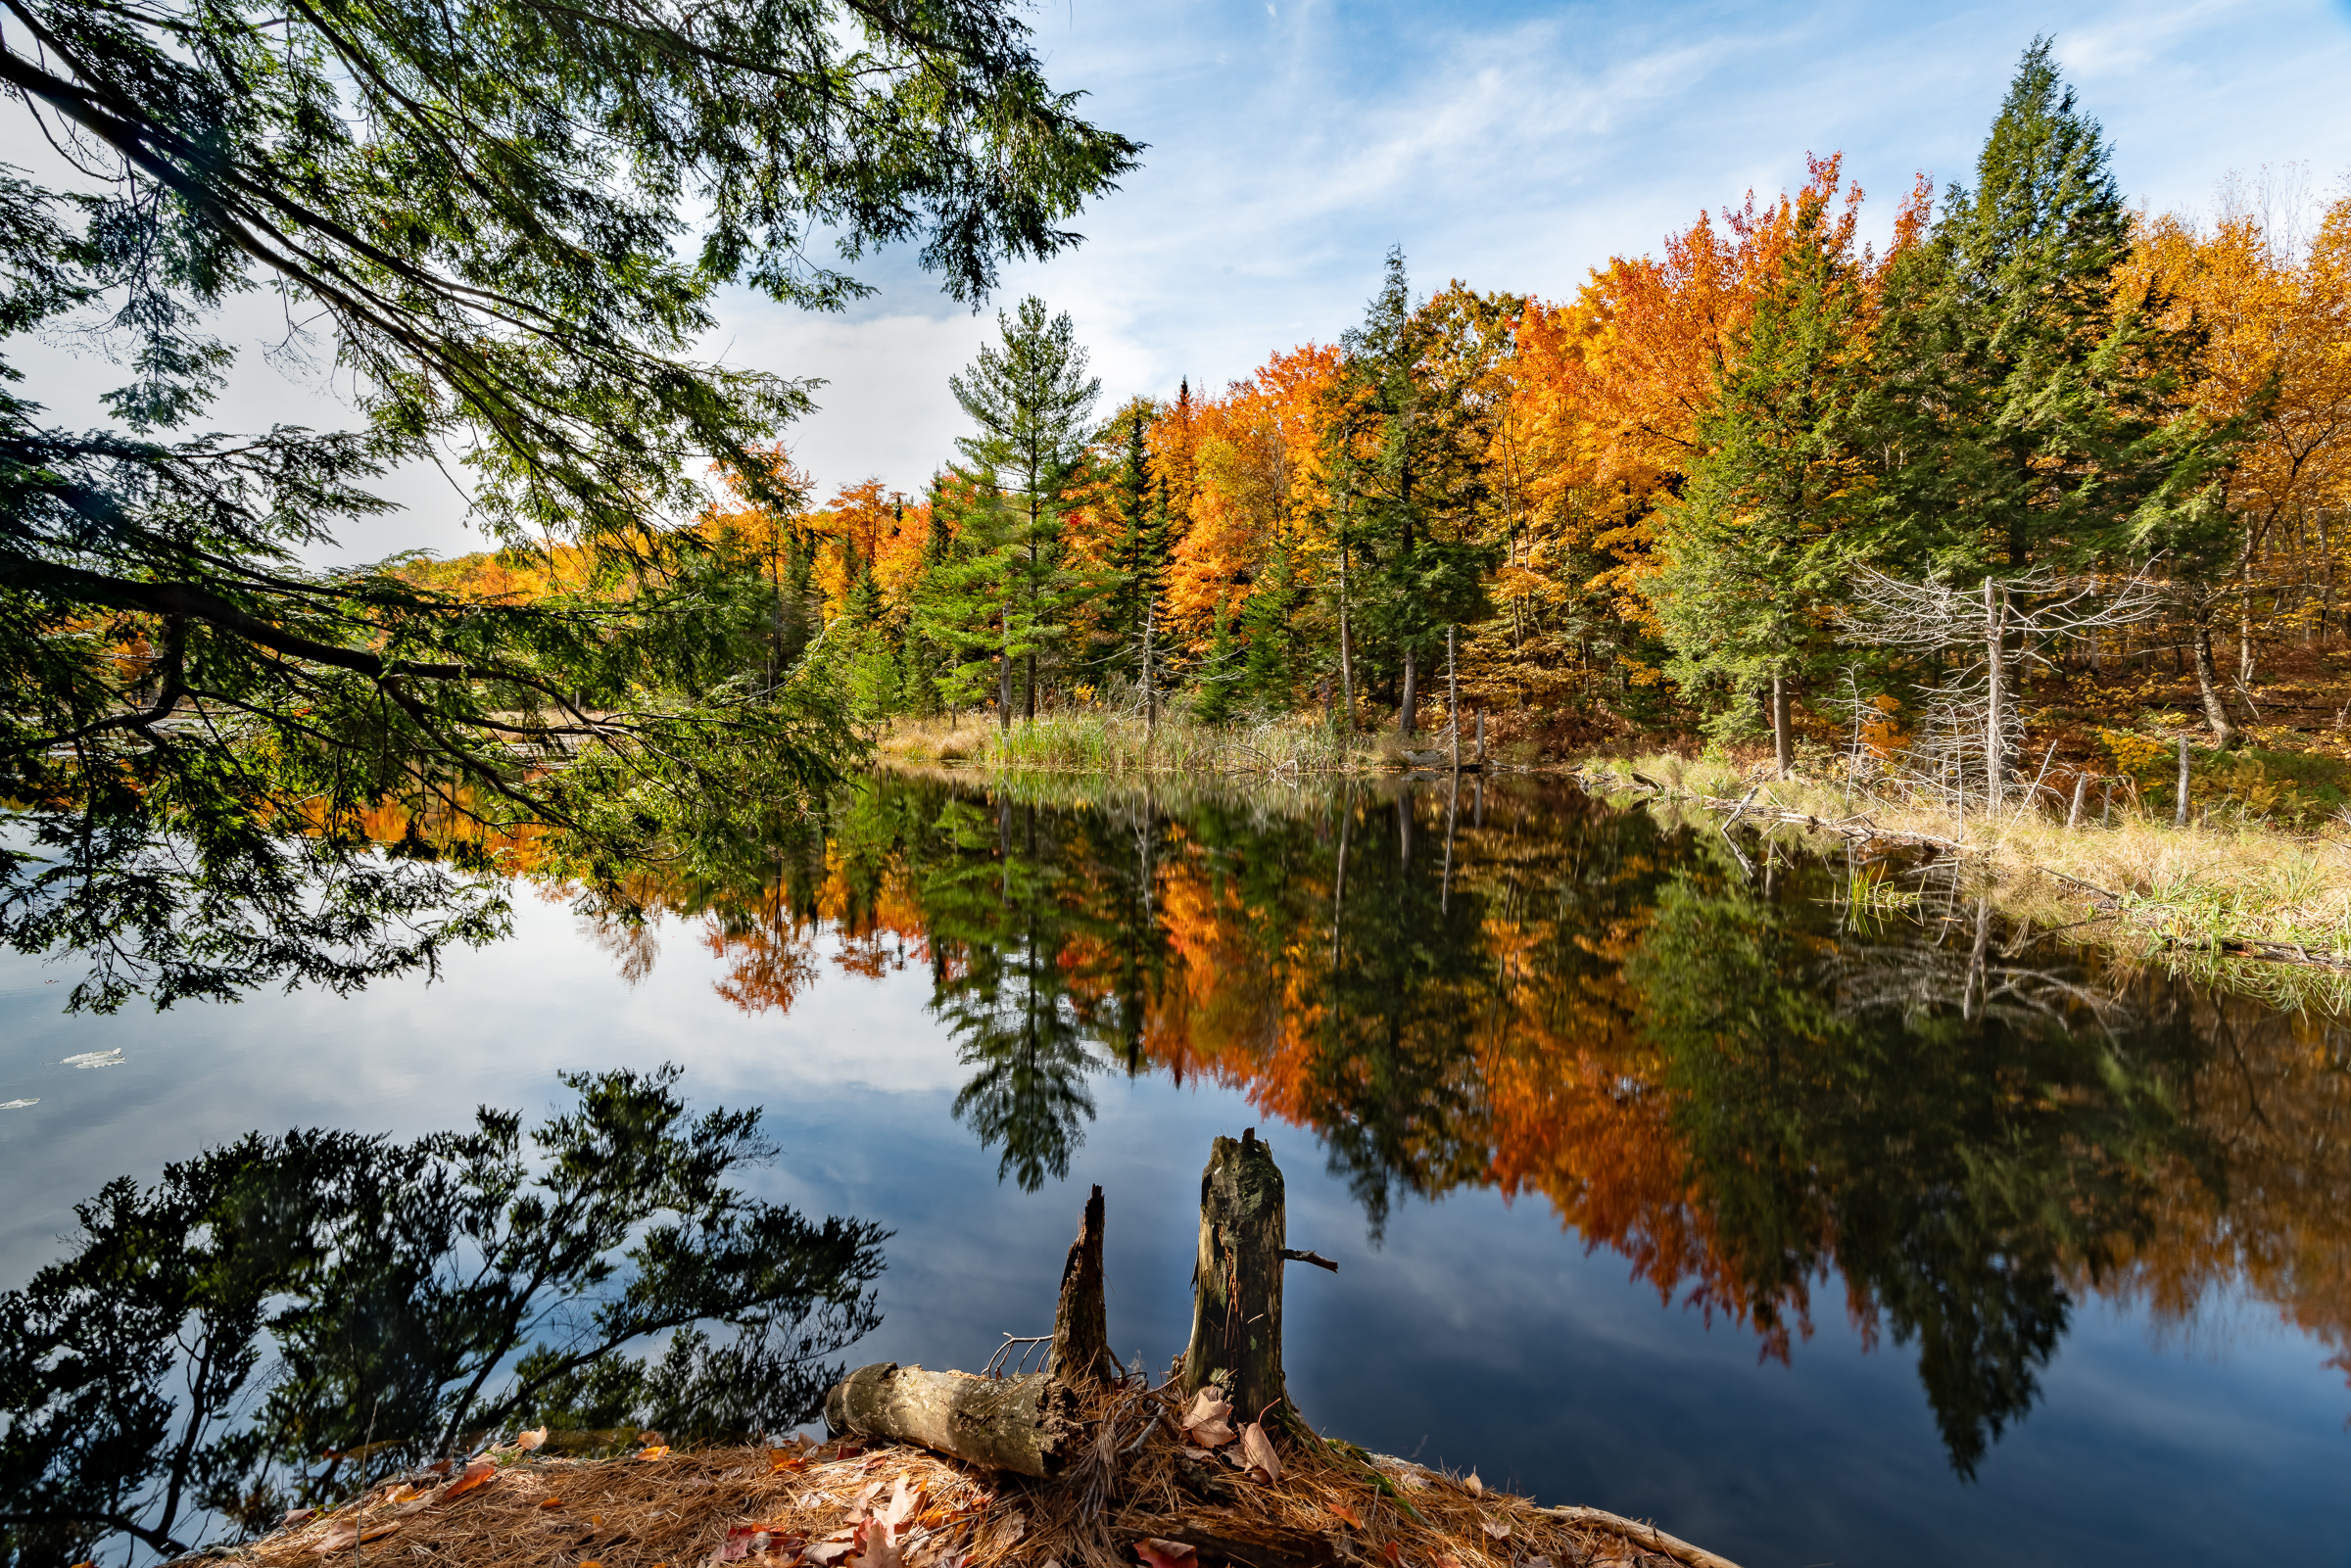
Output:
[{"left": 230, "top": 1382, "right": 1730, "bottom": 1568}]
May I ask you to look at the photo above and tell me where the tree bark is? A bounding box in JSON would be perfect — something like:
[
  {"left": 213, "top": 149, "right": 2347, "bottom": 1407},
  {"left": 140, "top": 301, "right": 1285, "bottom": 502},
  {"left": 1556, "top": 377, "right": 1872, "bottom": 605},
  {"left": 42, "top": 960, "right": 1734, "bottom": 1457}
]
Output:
[
  {"left": 1771, "top": 675, "right": 1792, "bottom": 780},
  {"left": 1143, "top": 599, "right": 1158, "bottom": 732},
  {"left": 1181, "top": 1129, "right": 1289, "bottom": 1420},
  {"left": 1337, "top": 523, "right": 1356, "bottom": 732},
  {"left": 1399, "top": 646, "right": 1417, "bottom": 739},
  {"left": 2176, "top": 733, "right": 2193, "bottom": 828},
  {"left": 1447, "top": 625, "right": 1461, "bottom": 772},
  {"left": 824, "top": 1363, "right": 1081, "bottom": 1479},
  {"left": 1984, "top": 578, "right": 2007, "bottom": 814},
  {"left": 2188, "top": 603, "right": 2241, "bottom": 749},
  {"left": 1049, "top": 1184, "right": 1113, "bottom": 1387},
  {"left": 998, "top": 603, "right": 1013, "bottom": 733}
]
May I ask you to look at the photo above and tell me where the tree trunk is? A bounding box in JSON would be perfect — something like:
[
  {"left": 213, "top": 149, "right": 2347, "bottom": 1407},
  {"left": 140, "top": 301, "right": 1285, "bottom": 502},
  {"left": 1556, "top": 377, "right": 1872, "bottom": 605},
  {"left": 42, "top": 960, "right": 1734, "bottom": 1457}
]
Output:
[
  {"left": 1771, "top": 674, "right": 1792, "bottom": 780},
  {"left": 824, "top": 1363, "right": 1081, "bottom": 1479},
  {"left": 2176, "top": 733, "right": 2193, "bottom": 828},
  {"left": 1337, "top": 525, "right": 1355, "bottom": 732},
  {"left": 1447, "top": 625, "right": 1461, "bottom": 772},
  {"left": 998, "top": 605, "right": 1013, "bottom": 733},
  {"left": 1984, "top": 579, "right": 2007, "bottom": 815},
  {"left": 1049, "top": 1184, "right": 1113, "bottom": 1387},
  {"left": 1143, "top": 599, "right": 1159, "bottom": 732},
  {"left": 2188, "top": 604, "right": 2240, "bottom": 749},
  {"left": 1400, "top": 646, "right": 1417, "bottom": 739},
  {"left": 1026, "top": 651, "right": 1037, "bottom": 723},
  {"left": 1181, "top": 1129, "right": 1289, "bottom": 1420}
]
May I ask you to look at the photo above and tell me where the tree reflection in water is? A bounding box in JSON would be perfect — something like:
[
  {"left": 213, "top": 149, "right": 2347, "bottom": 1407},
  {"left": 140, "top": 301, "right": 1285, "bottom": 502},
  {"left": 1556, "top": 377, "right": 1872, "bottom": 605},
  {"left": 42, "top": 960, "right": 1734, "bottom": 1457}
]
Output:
[
  {"left": 0, "top": 1069, "right": 885, "bottom": 1565},
  {"left": 602, "top": 772, "right": 2351, "bottom": 1476}
]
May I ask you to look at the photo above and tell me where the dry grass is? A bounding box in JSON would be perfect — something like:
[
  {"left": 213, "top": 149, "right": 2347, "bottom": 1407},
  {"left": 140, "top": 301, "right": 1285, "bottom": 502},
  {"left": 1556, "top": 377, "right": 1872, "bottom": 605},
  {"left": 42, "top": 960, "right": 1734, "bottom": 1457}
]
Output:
[
  {"left": 229, "top": 1396, "right": 1726, "bottom": 1568},
  {"left": 877, "top": 715, "right": 1376, "bottom": 777},
  {"left": 1574, "top": 750, "right": 2351, "bottom": 982}
]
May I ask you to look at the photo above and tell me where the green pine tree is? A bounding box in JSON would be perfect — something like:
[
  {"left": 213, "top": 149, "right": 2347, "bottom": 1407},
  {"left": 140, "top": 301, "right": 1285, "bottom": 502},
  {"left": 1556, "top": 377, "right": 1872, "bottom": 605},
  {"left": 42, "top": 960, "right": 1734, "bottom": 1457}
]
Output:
[
  {"left": 1650, "top": 171, "right": 1877, "bottom": 772},
  {"left": 1869, "top": 38, "right": 2244, "bottom": 745},
  {"left": 947, "top": 296, "right": 1103, "bottom": 726}
]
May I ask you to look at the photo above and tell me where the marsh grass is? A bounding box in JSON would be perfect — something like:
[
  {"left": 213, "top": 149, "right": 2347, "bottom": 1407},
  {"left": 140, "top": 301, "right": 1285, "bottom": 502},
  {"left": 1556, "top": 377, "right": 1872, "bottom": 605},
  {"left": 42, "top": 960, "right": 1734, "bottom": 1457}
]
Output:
[
  {"left": 878, "top": 712, "right": 1376, "bottom": 775},
  {"left": 1577, "top": 749, "right": 2351, "bottom": 982}
]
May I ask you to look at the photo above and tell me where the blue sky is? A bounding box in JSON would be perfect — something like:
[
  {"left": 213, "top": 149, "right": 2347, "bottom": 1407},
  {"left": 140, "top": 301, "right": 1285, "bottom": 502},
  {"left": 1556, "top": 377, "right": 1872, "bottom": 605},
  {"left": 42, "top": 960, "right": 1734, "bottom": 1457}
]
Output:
[
  {"left": 21, "top": 0, "right": 2351, "bottom": 557},
  {"left": 715, "top": 0, "right": 2351, "bottom": 526}
]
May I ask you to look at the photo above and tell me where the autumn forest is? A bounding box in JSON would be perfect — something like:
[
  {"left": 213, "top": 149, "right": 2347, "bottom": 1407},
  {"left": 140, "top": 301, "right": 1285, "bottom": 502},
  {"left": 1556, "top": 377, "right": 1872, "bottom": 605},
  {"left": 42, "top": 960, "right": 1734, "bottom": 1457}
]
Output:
[{"left": 416, "top": 41, "right": 2351, "bottom": 793}]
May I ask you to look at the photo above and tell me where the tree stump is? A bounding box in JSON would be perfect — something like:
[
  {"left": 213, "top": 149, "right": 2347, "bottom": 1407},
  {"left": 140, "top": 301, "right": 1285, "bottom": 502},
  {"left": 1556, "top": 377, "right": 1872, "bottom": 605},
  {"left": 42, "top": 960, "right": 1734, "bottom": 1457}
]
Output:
[
  {"left": 1050, "top": 1183, "right": 1114, "bottom": 1386},
  {"left": 1181, "top": 1128, "right": 1288, "bottom": 1418}
]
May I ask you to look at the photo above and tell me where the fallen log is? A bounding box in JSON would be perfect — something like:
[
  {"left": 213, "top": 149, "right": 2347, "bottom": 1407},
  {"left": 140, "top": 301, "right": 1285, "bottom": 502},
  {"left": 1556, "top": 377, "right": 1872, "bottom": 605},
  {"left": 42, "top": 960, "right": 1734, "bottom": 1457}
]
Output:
[
  {"left": 824, "top": 1185, "right": 1116, "bottom": 1475},
  {"left": 822, "top": 1361, "right": 1082, "bottom": 1479},
  {"left": 1543, "top": 1505, "right": 1748, "bottom": 1568}
]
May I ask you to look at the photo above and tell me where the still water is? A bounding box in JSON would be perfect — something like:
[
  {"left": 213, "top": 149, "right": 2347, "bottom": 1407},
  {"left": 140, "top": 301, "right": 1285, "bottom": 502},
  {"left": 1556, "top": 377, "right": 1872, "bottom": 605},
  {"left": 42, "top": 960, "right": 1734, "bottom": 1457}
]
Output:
[{"left": 3, "top": 773, "right": 2348, "bottom": 1567}]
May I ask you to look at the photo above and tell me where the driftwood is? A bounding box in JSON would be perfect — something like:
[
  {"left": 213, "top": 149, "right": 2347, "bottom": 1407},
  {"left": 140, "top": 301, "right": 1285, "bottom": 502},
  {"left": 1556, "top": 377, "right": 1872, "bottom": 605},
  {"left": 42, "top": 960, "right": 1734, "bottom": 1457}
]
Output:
[
  {"left": 1544, "top": 1506, "right": 1748, "bottom": 1568},
  {"left": 824, "top": 1186, "right": 1117, "bottom": 1475},
  {"left": 822, "top": 1363, "right": 1081, "bottom": 1479},
  {"left": 1182, "top": 1127, "right": 1290, "bottom": 1417}
]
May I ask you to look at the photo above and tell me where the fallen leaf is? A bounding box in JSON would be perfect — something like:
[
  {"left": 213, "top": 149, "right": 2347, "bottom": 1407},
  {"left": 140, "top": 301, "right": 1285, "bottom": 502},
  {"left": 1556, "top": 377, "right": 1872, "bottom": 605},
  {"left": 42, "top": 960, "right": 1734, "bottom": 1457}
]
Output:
[
  {"left": 515, "top": 1427, "right": 548, "bottom": 1451},
  {"left": 1479, "top": 1521, "right": 1510, "bottom": 1540},
  {"left": 311, "top": 1520, "right": 399, "bottom": 1554},
  {"left": 1327, "top": 1502, "right": 1363, "bottom": 1530},
  {"left": 1238, "top": 1422, "right": 1281, "bottom": 1486},
  {"left": 540, "top": 1498, "right": 565, "bottom": 1509},
  {"left": 716, "top": 1524, "right": 805, "bottom": 1564},
  {"left": 1463, "top": 1472, "right": 1483, "bottom": 1497},
  {"left": 1433, "top": 1556, "right": 1464, "bottom": 1568},
  {"left": 769, "top": 1450, "right": 809, "bottom": 1474},
  {"left": 1134, "top": 1538, "right": 1198, "bottom": 1568},
  {"left": 437, "top": 1457, "right": 498, "bottom": 1502},
  {"left": 875, "top": 1475, "right": 920, "bottom": 1543},
  {"left": 282, "top": 1508, "right": 317, "bottom": 1526},
  {"left": 847, "top": 1517, "right": 903, "bottom": 1568},
  {"left": 580, "top": 1561, "right": 601, "bottom": 1568},
  {"left": 1380, "top": 1544, "right": 1401, "bottom": 1566},
  {"left": 1525, "top": 1556, "right": 1556, "bottom": 1568},
  {"left": 0, "top": 1099, "right": 36, "bottom": 1110},
  {"left": 640, "top": 1445, "right": 671, "bottom": 1460},
  {"left": 1177, "top": 1446, "right": 1217, "bottom": 1461},
  {"left": 1181, "top": 1390, "right": 1236, "bottom": 1448}
]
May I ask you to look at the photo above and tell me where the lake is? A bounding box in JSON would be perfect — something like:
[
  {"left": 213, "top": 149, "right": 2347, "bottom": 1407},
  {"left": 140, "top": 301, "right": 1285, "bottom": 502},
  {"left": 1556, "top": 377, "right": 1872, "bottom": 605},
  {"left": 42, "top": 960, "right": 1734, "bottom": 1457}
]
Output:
[{"left": 3, "top": 770, "right": 2347, "bottom": 1568}]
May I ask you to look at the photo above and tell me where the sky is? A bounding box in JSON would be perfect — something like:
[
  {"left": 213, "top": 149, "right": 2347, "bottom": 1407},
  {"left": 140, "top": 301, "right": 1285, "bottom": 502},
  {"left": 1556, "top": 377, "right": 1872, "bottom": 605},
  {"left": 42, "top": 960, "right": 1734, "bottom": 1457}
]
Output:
[{"left": 19, "top": 0, "right": 2351, "bottom": 560}]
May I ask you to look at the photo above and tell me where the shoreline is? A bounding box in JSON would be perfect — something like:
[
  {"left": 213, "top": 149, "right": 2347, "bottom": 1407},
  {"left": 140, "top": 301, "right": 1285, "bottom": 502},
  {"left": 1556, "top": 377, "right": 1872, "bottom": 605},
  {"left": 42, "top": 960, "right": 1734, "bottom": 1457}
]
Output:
[{"left": 869, "top": 716, "right": 2351, "bottom": 1002}]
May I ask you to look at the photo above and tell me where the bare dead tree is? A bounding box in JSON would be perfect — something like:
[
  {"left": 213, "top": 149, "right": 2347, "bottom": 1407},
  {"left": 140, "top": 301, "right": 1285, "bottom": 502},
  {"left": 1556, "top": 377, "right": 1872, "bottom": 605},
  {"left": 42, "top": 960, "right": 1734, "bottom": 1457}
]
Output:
[{"left": 1843, "top": 567, "right": 2163, "bottom": 817}]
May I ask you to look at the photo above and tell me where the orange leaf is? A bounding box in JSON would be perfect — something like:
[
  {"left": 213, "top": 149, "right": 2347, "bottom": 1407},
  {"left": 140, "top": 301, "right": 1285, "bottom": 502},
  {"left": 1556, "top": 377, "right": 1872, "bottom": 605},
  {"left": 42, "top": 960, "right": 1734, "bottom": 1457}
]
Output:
[
  {"left": 1328, "top": 1502, "right": 1363, "bottom": 1530},
  {"left": 639, "top": 1445, "right": 671, "bottom": 1460},
  {"left": 538, "top": 1498, "right": 564, "bottom": 1510},
  {"left": 438, "top": 1458, "right": 497, "bottom": 1502}
]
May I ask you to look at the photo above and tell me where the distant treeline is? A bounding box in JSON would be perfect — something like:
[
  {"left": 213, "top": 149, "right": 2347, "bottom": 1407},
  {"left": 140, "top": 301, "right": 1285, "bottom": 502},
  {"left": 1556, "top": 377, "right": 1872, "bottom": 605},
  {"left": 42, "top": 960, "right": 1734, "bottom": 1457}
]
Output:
[{"left": 415, "top": 42, "right": 2351, "bottom": 763}]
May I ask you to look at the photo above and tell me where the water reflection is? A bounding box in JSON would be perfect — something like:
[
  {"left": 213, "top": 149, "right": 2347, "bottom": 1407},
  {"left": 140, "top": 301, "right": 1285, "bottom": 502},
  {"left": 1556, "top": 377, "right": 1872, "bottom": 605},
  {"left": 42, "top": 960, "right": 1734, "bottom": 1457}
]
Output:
[
  {"left": 592, "top": 771, "right": 2351, "bottom": 1476},
  {"left": 0, "top": 1068, "right": 882, "bottom": 1565}
]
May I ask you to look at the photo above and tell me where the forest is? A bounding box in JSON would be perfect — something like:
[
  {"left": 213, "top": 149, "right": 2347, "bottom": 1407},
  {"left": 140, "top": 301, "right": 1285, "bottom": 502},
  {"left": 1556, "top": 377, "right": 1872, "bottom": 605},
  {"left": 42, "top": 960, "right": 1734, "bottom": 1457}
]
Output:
[{"left": 415, "top": 42, "right": 2351, "bottom": 801}]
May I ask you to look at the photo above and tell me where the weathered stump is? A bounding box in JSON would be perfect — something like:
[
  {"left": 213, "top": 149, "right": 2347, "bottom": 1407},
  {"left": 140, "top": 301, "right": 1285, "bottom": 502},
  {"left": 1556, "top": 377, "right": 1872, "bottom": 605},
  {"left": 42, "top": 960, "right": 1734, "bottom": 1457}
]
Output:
[
  {"left": 1049, "top": 1183, "right": 1114, "bottom": 1386},
  {"left": 1181, "top": 1127, "right": 1288, "bottom": 1418},
  {"left": 822, "top": 1363, "right": 1081, "bottom": 1478}
]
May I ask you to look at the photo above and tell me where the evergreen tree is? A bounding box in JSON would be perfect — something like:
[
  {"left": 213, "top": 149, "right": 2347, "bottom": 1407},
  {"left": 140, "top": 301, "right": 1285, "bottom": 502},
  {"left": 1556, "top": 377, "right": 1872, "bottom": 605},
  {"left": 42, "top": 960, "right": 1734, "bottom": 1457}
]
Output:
[
  {"left": 947, "top": 297, "right": 1103, "bottom": 726},
  {"left": 1650, "top": 166, "right": 1877, "bottom": 772},
  {"left": 0, "top": 0, "right": 1137, "bottom": 1006},
  {"left": 1329, "top": 249, "right": 1496, "bottom": 736},
  {"left": 1104, "top": 403, "right": 1167, "bottom": 684},
  {"left": 1190, "top": 598, "right": 1245, "bottom": 727},
  {"left": 1869, "top": 39, "right": 2242, "bottom": 746}
]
